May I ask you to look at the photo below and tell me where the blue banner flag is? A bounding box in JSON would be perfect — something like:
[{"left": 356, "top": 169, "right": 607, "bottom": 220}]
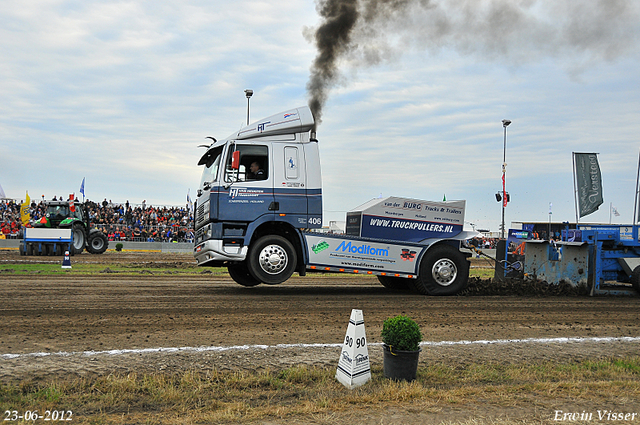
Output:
[{"left": 80, "top": 178, "right": 85, "bottom": 196}]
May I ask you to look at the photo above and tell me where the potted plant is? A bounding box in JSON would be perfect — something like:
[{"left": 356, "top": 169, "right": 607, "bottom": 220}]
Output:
[{"left": 381, "top": 315, "right": 422, "bottom": 382}]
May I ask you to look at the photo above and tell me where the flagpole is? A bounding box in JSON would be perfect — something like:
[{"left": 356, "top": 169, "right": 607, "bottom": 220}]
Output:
[
  {"left": 572, "top": 152, "right": 579, "bottom": 224},
  {"left": 609, "top": 202, "right": 612, "bottom": 224},
  {"left": 634, "top": 149, "right": 640, "bottom": 227}
]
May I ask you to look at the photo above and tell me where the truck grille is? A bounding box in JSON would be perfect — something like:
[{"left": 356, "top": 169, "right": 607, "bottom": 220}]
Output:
[{"left": 195, "top": 200, "right": 209, "bottom": 229}]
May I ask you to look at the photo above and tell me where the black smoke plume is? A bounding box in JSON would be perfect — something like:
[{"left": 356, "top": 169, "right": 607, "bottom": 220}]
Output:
[
  {"left": 306, "top": 0, "right": 639, "bottom": 125},
  {"left": 306, "top": 0, "right": 359, "bottom": 124}
]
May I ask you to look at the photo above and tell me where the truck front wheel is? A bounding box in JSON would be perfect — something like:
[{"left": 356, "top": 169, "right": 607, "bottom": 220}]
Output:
[
  {"left": 248, "top": 235, "right": 297, "bottom": 285},
  {"left": 414, "top": 245, "right": 469, "bottom": 295},
  {"left": 228, "top": 262, "right": 261, "bottom": 287}
]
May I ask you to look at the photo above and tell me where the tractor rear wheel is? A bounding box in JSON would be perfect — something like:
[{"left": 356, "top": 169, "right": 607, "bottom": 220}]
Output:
[{"left": 71, "top": 223, "right": 86, "bottom": 254}]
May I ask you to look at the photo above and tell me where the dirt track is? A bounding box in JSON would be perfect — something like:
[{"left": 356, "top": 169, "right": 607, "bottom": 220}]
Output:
[{"left": 1, "top": 250, "right": 640, "bottom": 385}]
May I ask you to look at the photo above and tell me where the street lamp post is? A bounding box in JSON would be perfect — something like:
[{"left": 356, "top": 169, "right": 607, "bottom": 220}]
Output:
[
  {"left": 501, "top": 119, "right": 511, "bottom": 240},
  {"left": 244, "top": 89, "right": 253, "bottom": 125}
]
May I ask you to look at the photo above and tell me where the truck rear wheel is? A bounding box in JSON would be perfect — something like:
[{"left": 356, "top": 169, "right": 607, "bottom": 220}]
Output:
[
  {"left": 87, "top": 231, "right": 108, "bottom": 254},
  {"left": 228, "top": 262, "right": 261, "bottom": 287},
  {"left": 414, "top": 245, "right": 469, "bottom": 295},
  {"left": 377, "top": 276, "right": 411, "bottom": 291},
  {"left": 247, "top": 235, "right": 297, "bottom": 285}
]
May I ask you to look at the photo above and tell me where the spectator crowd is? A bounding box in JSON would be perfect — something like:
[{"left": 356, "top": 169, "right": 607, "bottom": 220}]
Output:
[{"left": 1, "top": 197, "right": 194, "bottom": 243}]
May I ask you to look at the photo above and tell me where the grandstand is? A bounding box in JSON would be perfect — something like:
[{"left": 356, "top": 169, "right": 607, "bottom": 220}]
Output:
[{"left": 1, "top": 198, "right": 193, "bottom": 243}]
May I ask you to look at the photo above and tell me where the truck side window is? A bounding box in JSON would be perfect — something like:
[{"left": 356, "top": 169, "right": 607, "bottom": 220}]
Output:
[{"left": 225, "top": 145, "right": 269, "bottom": 182}]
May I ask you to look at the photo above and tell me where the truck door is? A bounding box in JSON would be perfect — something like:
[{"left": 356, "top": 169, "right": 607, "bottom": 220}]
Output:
[
  {"left": 272, "top": 144, "right": 308, "bottom": 217},
  {"left": 220, "top": 143, "right": 275, "bottom": 222}
]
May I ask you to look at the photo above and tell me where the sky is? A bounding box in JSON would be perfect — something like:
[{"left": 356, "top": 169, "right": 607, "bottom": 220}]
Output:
[{"left": 1, "top": 0, "right": 639, "bottom": 233}]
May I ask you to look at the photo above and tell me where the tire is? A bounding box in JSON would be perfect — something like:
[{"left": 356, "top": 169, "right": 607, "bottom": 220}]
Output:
[
  {"left": 228, "top": 262, "right": 261, "bottom": 287},
  {"left": 414, "top": 245, "right": 469, "bottom": 295},
  {"left": 247, "top": 235, "right": 297, "bottom": 285},
  {"left": 19, "top": 242, "right": 25, "bottom": 256},
  {"left": 71, "top": 223, "right": 86, "bottom": 254},
  {"left": 26, "top": 243, "right": 34, "bottom": 256},
  {"left": 87, "top": 231, "right": 108, "bottom": 254},
  {"left": 631, "top": 266, "right": 640, "bottom": 293},
  {"left": 377, "top": 275, "right": 412, "bottom": 291}
]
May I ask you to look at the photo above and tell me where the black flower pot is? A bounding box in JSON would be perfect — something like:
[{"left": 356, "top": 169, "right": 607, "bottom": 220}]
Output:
[{"left": 382, "top": 344, "right": 421, "bottom": 382}]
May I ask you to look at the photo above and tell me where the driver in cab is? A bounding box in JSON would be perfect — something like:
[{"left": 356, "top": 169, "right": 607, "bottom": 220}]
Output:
[{"left": 247, "top": 161, "right": 266, "bottom": 180}]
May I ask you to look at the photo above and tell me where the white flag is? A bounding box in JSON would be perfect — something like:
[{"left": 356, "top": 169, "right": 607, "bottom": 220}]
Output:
[
  {"left": 0, "top": 183, "right": 6, "bottom": 199},
  {"left": 612, "top": 206, "right": 620, "bottom": 217}
]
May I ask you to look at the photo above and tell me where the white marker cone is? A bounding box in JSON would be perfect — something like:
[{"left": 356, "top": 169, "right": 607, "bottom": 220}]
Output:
[
  {"left": 336, "top": 309, "right": 371, "bottom": 389},
  {"left": 62, "top": 251, "right": 72, "bottom": 269}
]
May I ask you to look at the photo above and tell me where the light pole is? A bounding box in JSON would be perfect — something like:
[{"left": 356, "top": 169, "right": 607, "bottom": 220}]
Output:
[
  {"left": 548, "top": 202, "right": 552, "bottom": 238},
  {"left": 501, "top": 119, "right": 511, "bottom": 240},
  {"left": 244, "top": 89, "right": 253, "bottom": 125}
]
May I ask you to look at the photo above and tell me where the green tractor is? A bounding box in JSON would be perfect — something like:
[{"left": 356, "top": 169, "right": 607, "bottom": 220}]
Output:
[{"left": 33, "top": 200, "right": 108, "bottom": 254}]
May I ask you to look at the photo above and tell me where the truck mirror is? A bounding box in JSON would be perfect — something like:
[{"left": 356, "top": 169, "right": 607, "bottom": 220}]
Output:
[{"left": 231, "top": 151, "right": 240, "bottom": 170}]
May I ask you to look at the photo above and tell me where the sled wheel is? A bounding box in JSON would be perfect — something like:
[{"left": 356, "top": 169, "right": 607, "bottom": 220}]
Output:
[
  {"left": 631, "top": 266, "right": 640, "bottom": 293},
  {"left": 247, "top": 235, "right": 297, "bottom": 285}
]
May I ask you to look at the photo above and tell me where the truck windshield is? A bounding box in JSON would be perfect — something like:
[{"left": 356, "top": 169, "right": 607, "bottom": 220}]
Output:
[{"left": 199, "top": 146, "right": 223, "bottom": 190}]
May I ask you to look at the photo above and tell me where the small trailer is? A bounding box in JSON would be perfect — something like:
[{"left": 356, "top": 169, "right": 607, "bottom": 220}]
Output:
[{"left": 20, "top": 228, "right": 73, "bottom": 256}]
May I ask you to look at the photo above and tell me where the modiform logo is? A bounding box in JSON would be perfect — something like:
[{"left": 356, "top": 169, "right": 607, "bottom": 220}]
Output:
[{"left": 336, "top": 241, "right": 389, "bottom": 256}]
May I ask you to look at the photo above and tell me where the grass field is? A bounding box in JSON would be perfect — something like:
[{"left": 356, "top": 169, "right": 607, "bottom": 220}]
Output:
[
  {"left": 6, "top": 259, "right": 635, "bottom": 423},
  {"left": 2, "top": 358, "right": 640, "bottom": 424}
]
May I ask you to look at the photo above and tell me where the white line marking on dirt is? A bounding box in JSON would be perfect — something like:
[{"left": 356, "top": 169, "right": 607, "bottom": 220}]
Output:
[{"left": 2, "top": 336, "right": 639, "bottom": 360}]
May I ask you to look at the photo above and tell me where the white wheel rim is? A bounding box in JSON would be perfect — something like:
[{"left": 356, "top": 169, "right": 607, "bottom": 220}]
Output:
[
  {"left": 258, "top": 244, "right": 288, "bottom": 275},
  {"left": 432, "top": 258, "right": 457, "bottom": 286}
]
